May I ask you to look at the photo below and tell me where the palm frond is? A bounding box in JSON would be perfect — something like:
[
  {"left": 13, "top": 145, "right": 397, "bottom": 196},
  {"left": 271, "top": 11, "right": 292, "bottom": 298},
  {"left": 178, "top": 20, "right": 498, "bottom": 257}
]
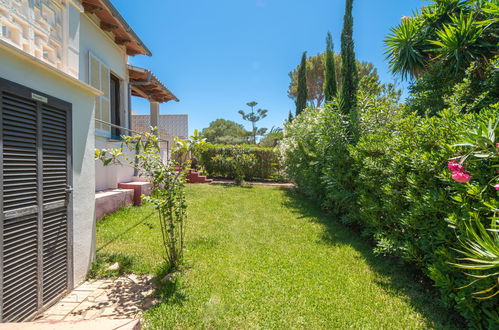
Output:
[
  {"left": 384, "top": 18, "right": 428, "bottom": 79},
  {"left": 451, "top": 216, "right": 499, "bottom": 299}
]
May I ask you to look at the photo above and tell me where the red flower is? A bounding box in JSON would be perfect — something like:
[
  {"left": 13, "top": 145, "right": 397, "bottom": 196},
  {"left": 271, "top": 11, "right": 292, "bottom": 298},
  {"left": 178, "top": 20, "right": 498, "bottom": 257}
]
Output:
[
  {"left": 448, "top": 161, "right": 463, "bottom": 172},
  {"left": 452, "top": 171, "right": 471, "bottom": 183}
]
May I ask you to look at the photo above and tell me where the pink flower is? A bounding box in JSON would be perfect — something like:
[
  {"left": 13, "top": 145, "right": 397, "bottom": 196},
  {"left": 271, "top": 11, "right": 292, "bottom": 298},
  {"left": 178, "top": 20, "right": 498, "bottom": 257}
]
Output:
[
  {"left": 452, "top": 171, "right": 471, "bottom": 183},
  {"left": 494, "top": 184, "right": 499, "bottom": 191},
  {"left": 448, "top": 161, "right": 463, "bottom": 172}
]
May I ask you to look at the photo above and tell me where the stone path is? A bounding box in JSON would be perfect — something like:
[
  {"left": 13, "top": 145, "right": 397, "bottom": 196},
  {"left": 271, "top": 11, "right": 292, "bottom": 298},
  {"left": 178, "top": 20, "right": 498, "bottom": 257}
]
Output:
[{"left": 37, "top": 275, "right": 157, "bottom": 322}]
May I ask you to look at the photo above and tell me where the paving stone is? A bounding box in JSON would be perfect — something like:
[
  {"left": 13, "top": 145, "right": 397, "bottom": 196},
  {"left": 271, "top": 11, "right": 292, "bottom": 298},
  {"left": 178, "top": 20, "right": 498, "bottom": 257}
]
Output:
[
  {"left": 83, "top": 307, "right": 104, "bottom": 320},
  {"left": 62, "top": 313, "right": 85, "bottom": 321},
  {"left": 45, "top": 302, "right": 79, "bottom": 315},
  {"left": 60, "top": 290, "right": 93, "bottom": 303},
  {"left": 100, "top": 307, "right": 118, "bottom": 317},
  {"left": 76, "top": 281, "right": 104, "bottom": 291},
  {"left": 70, "top": 301, "right": 100, "bottom": 315},
  {"left": 88, "top": 292, "right": 111, "bottom": 303},
  {"left": 41, "top": 315, "right": 65, "bottom": 321},
  {"left": 97, "top": 279, "right": 115, "bottom": 288},
  {"left": 23, "top": 319, "right": 142, "bottom": 330},
  {"left": 39, "top": 275, "right": 156, "bottom": 322},
  {"left": 87, "top": 288, "right": 106, "bottom": 299}
]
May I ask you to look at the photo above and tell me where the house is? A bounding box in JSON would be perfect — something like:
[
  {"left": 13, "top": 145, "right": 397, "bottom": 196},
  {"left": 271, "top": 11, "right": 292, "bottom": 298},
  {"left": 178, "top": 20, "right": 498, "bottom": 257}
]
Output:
[
  {"left": 0, "top": 0, "right": 177, "bottom": 322},
  {"left": 95, "top": 65, "right": 178, "bottom": 191},
  {"left": 132, "top": 113, "right": 188, "bottom": 159}
]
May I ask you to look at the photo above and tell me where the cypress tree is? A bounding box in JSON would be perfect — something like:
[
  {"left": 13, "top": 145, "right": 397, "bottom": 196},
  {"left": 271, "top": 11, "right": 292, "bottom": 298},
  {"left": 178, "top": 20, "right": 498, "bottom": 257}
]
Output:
[
  {"left": 340, "top": 0, "right": 358, "bottom": 116},
  {"left": 288, "top": 110, "right": 294, "bottom": 123},
  {"left": 295, "top": 51, "right": 308, "bottom": 116},
  {"left": 324, "top": 32, "right": 337, "bottom": 102}
]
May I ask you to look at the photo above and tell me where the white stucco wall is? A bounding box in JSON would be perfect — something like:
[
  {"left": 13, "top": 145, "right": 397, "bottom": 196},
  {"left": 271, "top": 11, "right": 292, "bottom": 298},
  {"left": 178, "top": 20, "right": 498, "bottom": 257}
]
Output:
[
  {"left": 95, "top": 137, "right": 135, "bottom": 191},
  {"left": 79, "top": 14, "right": 135, "bottom": 191},
  {"left": 79, "top": 15, "right": 127, "bottom": 82},
  {"left": 79, "top": 14, "right": 129, "bottom": 129},
  {"left": 0, "top": 44, "right": 98, "bottom": 286}
]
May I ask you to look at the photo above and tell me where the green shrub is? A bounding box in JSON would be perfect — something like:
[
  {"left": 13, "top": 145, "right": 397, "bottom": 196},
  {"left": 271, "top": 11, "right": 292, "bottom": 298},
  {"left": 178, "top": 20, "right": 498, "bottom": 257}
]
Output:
[
  {"left": 279, "top": 71, "right": 499, "bottom": 326},
  {"left": 210, "top": 152, "right": 257, "bottom": 184},
  {"left": 447, "top": 117, "right": 499, "bottom": 317},
  {"left": 352, "top": 107, "right": 498, "bottom": 326},
  {"left": 199, "top": 144, "right": 280, "bottom": 181}
]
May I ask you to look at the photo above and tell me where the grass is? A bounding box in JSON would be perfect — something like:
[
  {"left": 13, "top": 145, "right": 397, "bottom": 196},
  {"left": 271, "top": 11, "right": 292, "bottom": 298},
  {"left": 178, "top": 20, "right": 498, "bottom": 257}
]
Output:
[{"left": 96, "top": 184, "right": 461, "bottom": 329}]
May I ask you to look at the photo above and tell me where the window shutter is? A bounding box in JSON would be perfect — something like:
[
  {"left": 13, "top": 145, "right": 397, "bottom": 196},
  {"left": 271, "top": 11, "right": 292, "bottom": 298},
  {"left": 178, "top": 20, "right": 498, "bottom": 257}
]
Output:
[
  {"left": 89, "top": 53, "right": 110, "bottom": 134},
  {"left": 100, "top": 66, "right": 110, "bottom": 133},
  {"left": 89, "top": 55, "right": 100, "bottom": 90}
]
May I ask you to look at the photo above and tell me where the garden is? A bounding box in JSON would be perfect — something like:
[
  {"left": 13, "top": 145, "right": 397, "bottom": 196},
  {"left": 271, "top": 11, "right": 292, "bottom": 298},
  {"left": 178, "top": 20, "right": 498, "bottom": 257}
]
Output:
[
  {"left": 94, "top": 0, "right": 498, "bottom": 328},
  {"left": 278, "top": 0, "right": 498, "bottom": 327},
  {"left": 94, "top": 185, "right": 461, "bottom": 328}
]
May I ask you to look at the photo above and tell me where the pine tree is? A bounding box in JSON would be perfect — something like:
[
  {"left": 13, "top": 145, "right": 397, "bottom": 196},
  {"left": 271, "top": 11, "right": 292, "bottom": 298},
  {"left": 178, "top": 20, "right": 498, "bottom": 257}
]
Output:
[
  {"left": 238, "top": 101, "right": 268, "bottom": 144},
  {"left": 340, "top": 0, "right": 358, "bottom": 116},
  {"left": 287, "top": 110, "right": 294, "bottom": 123},
  {"left": 295, "top": 51, "right": 308, "bottom": 116},
  {"left": 324, "top": 32, "right": 337, "bottom": 102}
]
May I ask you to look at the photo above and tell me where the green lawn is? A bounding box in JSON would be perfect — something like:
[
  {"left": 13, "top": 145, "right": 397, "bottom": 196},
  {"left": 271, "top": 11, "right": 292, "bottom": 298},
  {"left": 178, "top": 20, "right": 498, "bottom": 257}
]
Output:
[{"left": 96, "top": 184, "right": 460, "bottom": 329}]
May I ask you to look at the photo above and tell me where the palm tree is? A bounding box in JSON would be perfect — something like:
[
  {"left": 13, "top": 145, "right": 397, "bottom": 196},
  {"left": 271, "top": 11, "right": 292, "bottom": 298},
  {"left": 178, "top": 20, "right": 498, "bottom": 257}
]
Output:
[
  {"left": 384, "top": 0, "right": 496, "bottom": 80},
  {"left": 385, "top": 17, "right": 428, "bottom": 79}
]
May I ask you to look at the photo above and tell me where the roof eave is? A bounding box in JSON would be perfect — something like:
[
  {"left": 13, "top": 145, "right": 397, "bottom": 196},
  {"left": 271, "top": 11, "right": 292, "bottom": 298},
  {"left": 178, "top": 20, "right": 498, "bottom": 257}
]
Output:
[
  {"left": 128, "top": 65, "right": 179, "bottom": 103},
  {"left": 100, "top": 0, "right": 152, "bottom": 56},
  {"left": 81, "top": 0, "right": 152, "bottom": 56}
]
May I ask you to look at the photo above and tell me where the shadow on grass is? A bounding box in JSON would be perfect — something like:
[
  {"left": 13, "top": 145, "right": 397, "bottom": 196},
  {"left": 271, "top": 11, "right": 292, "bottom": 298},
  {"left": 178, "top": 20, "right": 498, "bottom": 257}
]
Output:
[
  {"left": 281, "top": 188, "right": 464, "bottom": 329},
  {"left": 220, "top": 183, "right": 254, "bottom": 189},
  {"left": 97, "top": 208, "right": 156, "bottom": 252},
  {"left": 152, "top": 264, "right": 187, "bottom": 307},
  {"left": 87, "top": 252, "right": 136, "bottom": 279}
]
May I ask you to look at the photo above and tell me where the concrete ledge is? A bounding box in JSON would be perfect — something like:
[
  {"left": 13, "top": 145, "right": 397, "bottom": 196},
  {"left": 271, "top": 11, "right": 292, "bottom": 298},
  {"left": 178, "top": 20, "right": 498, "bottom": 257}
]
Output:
[
  {"left": 0, "top": 319, "right": 141, "bottom": 329},
  {"left": 117, "top": 182, "right": 153, "bottom": 206},
  {"left": 95, "top": 189, "right": 134, "bottom": 221}
]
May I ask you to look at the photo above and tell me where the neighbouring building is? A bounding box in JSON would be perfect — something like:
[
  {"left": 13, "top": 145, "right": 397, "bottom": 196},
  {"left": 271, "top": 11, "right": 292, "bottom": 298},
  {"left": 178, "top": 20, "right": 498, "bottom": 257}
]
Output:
[
  {"left": 0, "top": 0, "right": 177, "bottom": 322},
  {"left": 132, "top": 113, "right": 188, "bottom": 159}
]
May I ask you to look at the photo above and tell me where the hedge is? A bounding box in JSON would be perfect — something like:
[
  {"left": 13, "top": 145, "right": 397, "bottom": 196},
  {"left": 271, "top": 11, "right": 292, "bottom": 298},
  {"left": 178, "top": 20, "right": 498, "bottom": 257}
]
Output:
[
  {"left": 198, "top": 144, "right": 280, "bottom": 180},
  {"left": 279, "top": 99, "right": 499, "bottom": 327}
]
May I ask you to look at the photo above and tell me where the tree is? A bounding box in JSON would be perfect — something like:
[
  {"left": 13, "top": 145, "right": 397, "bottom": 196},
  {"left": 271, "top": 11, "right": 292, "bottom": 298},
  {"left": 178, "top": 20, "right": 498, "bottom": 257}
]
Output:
[
  {"left": 238, "top": 101, "right": 268, "bottom": 144},
  {"left": 324, "top": 32, "right": 337, "bottom": 102},
  {"left": 287, "top": 110, "right": 294, "bottom": 123},
  {"left": 288, "top": 53, "right": 377, "bottom": 107},
  {"left": 385, "top": 0, "right": 498, "bottom": 114},
  {"left": 201, "top": 119, "right": 249, "bottom": 145},
  {"left": 260, "top": 127, "right": 283, "bottom": 148},
  {"left": 340, "top": 0, "right": 358, "bottom": 118},
  {"left": 295, "top": 51, "right": 308, "bottom": 116},
  {"left": 96, "top": 130, "right": 206, "bottom": 272},
  {"left": 384, "top": 1, "right": 497, "bottom": 80}
]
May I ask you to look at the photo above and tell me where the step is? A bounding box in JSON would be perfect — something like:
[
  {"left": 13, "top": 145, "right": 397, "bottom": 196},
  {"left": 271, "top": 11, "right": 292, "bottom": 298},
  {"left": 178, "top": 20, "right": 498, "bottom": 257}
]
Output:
[
  {"left": 117, "top": 182, "right": 154, "bottom": 206},
  {"left": 187, "top": 175, "right": 213, "bottom": 184},
  {"left": 95, "top": 188, "right": 134, "bottom": 221},
  {"left": 0, "top": 319, "right": 141, "bottom": 330}
]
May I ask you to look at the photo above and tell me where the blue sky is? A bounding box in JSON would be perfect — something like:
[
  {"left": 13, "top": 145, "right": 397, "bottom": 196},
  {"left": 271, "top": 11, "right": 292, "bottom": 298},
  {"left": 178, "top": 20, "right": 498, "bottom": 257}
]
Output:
[{"left": 115, "top": 0, "right": 425, "bottom": 135}]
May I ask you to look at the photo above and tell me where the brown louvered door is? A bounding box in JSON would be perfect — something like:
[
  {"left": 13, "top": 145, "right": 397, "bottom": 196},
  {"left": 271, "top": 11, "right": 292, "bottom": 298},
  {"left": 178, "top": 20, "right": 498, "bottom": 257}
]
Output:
[{"left": 0, "top": 77, "right": 73, "bottom": 322}]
